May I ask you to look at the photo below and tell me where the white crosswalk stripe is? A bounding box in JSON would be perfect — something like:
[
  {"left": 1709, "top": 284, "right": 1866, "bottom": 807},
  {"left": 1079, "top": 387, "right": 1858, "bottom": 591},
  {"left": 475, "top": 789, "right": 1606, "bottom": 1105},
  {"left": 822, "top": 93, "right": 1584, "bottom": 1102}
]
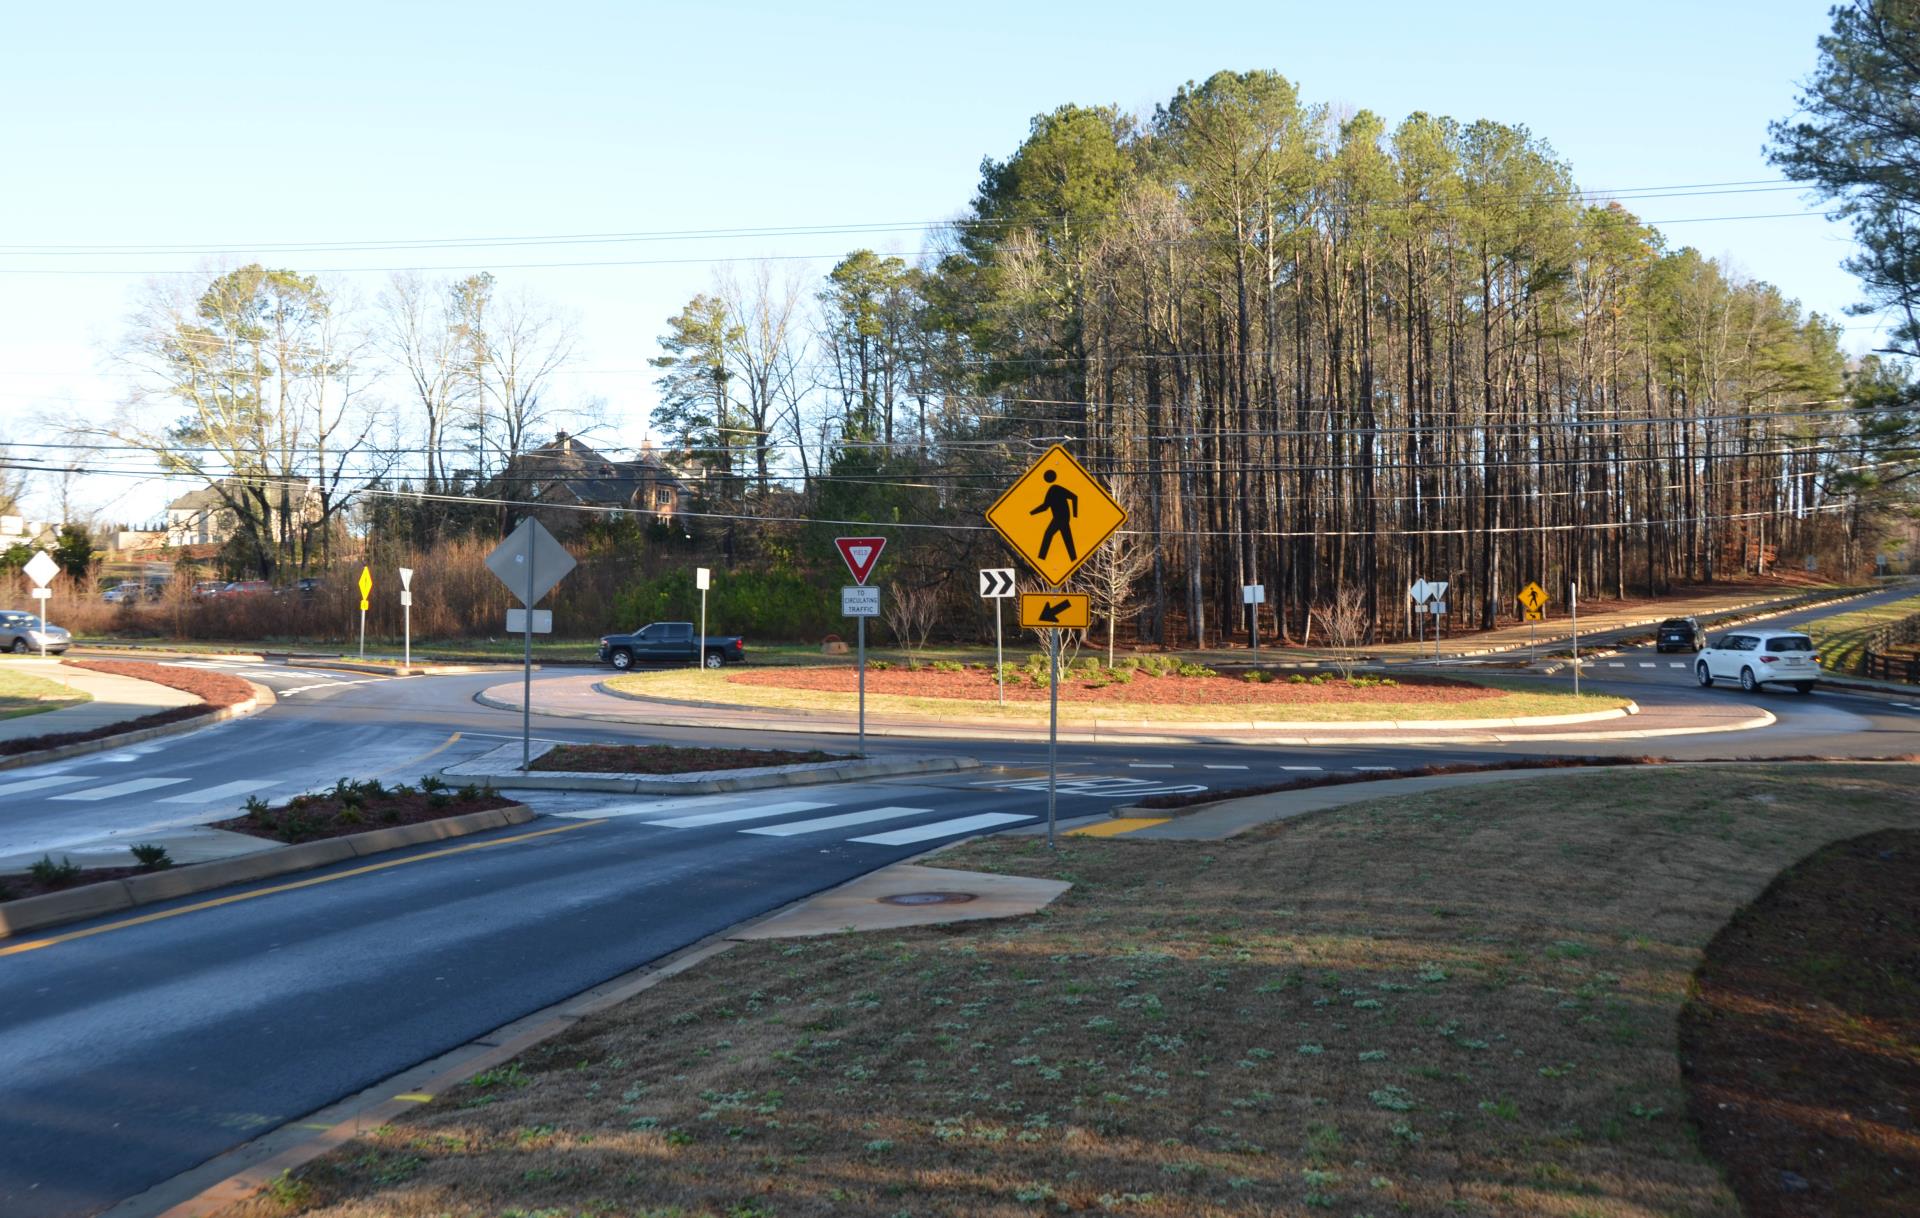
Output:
[
  {"left": 1204, "top": 764, "right": 1249, "bottom": 770},
  {"left": 1127, "top": 763, "right": 1172, "bottom": 769},
  {"left": 51, "top": 777, "right": 192, "bottom": 801},
  {"left": 1281, "top": 765, "right": 1322, "bottom": 771},
  {"left": 1607, "top": 662, "right": 1624, "bottom": 668},
  {"left": 852, "top": 813, "right": 1034, "bottom": 846},
  {"left": 1352, "top": 766, "right": 1396, "bottom": 772},
  {"left": 0, "top": 774, "right": 96, "bottom": 797},
  {"left": 650, "top": 800, "right": 832, "bottom": 829},
  {"left": 158, "top": 780, "right": 277, "bottom": 804},
  {"left": 552, "top": 794, "right": 745, "bottom": 821},
  {"left": 742, "top": 806, "right": 931, "bottom": 837},
  {"left": 1638, "top": 662, "right": 1655, "bottom": 668},
  {"left": 1668, "top": 662, "right": 1685, "bottom": 668}
]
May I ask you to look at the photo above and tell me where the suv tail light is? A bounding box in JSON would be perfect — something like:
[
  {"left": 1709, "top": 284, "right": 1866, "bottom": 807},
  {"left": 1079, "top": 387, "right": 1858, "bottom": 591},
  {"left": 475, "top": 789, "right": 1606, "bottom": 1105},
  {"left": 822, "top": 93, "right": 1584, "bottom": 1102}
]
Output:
[{"left": 1760, "top": 655, "right": 1777, "bottom": 663}]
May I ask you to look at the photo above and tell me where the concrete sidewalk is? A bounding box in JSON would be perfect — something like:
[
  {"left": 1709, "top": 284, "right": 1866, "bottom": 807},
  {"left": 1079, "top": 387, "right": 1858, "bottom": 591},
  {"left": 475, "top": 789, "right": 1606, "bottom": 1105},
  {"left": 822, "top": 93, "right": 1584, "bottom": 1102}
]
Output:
[
  {"left": 1121, "top": 767, "right": 1602, "bottom": 840},
  {"left": 0, "top": 659, "right": 199, "bottom": 745}
]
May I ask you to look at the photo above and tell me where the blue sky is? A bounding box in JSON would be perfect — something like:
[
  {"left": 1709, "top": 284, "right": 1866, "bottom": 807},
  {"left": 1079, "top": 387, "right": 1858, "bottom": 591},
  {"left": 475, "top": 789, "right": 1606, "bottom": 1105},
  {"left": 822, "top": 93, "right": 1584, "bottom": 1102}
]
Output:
[{"left": 0, "top": 1, "right": 1863, "bottom": 522}]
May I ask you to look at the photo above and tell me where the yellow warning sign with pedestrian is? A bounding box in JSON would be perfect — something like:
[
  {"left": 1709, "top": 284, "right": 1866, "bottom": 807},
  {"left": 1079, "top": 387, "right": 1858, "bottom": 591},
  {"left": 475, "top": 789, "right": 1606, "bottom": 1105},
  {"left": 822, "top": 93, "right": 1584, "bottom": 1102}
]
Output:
[
  {"left": 1517, "top": 580, "right": 1547, "bottom": 621},
  {"left": 985, "top": 445, "right": 1128, "bottom": 587}
]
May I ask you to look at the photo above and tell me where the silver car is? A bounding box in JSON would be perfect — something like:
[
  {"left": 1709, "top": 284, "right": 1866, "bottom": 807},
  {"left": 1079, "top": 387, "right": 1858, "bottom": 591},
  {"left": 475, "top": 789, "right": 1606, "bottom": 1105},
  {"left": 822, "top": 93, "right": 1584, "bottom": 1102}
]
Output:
[{"left": 0, "top": 610, "right": 71, "bottom": 655}]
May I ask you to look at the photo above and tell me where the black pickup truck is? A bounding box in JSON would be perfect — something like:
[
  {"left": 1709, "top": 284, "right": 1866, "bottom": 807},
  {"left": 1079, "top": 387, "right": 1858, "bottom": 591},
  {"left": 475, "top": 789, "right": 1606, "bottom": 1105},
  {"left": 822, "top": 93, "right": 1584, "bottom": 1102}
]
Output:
[{"left": 597, "top": 621, "right": 746, "bottom": 670}]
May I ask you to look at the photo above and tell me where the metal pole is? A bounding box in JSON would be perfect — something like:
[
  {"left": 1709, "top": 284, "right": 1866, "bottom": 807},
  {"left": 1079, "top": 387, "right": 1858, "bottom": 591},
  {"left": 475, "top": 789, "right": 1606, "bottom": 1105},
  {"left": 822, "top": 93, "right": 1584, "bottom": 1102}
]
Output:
[
  {"left": 699, "top": 585, "right": 708, "bottom": 672},
  {"left": 404, "top": 600, "right": 411, "bottom": 673},
  {"left": 1570, "top": 582, "right": 1580, "bottom": 700},
  {"left": 358, "top": 604, "right": 366, "bottom": 660},
  {"left": 1047, "top": 626, "right": 1060, "bottom": 849},
  {"left": 856, "top": 615, "right": 866, "bottom": 758},
  {"left": 1250, "top": 594, "right": 1259, "bottom": 662},
  {"left": 995, "top": 596, "right": 1004, "bottom": 707},
  {"left": 37, "top": 595, "right": 46, "bottom": 660},
  {"left": 522, "top": 544, "right": 535, "bottom": 772}
]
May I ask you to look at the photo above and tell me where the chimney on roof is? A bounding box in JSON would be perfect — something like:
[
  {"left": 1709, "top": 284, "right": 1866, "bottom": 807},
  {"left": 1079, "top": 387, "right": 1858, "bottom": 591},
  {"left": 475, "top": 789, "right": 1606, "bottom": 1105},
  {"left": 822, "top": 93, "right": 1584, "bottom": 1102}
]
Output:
[{"left": 555, "top": 431, "right": 570, "bottom": 449}]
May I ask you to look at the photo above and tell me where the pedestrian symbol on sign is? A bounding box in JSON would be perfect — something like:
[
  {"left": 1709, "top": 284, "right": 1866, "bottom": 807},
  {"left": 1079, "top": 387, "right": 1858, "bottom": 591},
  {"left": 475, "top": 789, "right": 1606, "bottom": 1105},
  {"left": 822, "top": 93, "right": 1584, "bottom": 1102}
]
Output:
[{"left": 1031, "top": 470, "right": 1079, "bottom": 562}]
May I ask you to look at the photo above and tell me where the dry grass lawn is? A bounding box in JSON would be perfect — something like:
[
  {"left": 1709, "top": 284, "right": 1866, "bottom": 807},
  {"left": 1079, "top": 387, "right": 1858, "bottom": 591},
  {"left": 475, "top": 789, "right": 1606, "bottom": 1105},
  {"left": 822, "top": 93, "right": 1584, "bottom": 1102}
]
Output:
[
  {"left": 0, "top": 666, "right": 89, "bottom": 721},
  {"left": 607, "top": 668, "right": 1627, "bottom": 724},
  {"left": 1801, "top": 593, "right": 1920, "bottom": 673},
  {"left": 218, "top": 764, "right": 1920, "bottom": 1218}
]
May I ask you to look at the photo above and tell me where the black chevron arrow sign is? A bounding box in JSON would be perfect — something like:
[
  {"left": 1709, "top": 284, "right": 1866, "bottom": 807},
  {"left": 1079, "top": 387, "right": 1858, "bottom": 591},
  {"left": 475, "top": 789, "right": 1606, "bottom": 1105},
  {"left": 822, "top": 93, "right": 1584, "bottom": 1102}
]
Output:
[{"left": 978, "top": 568, "right": 1015, "bottom": 598}]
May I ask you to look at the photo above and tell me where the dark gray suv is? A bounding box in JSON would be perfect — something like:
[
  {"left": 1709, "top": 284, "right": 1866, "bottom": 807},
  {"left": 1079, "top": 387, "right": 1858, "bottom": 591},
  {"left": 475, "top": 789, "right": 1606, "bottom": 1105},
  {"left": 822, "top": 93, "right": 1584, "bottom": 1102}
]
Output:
[{"left": 1655, "top": 616, "right": 1704, "bottom": 653}]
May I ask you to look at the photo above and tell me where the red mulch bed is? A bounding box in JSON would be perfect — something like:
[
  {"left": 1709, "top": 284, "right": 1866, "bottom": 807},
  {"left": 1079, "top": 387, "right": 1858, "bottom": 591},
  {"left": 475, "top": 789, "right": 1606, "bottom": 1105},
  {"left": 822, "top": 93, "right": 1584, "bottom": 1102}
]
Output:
[
  {"left": 0, "top": 659, "right": 256, "bottom": 757},
  {"left": 213, "top": 785, "right": 518, "bottom": 844},
  {"left": 0, "top": 862, "right": 163, "bottom": 901},
  {"left": 1679, "top": 828, "right": 1920, "bottom": 1217},
  {"left": 728, "top": 666, "right": 1499, "bottom": 706},
  {"left": 532, "top": 743, "right": 847, "bottom": 773}
]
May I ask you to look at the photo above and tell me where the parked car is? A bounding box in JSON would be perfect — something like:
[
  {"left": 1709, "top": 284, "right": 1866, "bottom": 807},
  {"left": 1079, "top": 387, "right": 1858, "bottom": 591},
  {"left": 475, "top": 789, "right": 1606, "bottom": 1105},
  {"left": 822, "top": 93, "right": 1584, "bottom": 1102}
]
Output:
[
  {"left": 1696, "top": 631, "right": 1820, "bottom": 694},
  {"left": 220, "top": 580, "right": 272, "bottom": 597},
  {"left": 102, "top": 582, "right": 141, "bottom": 605},
  {"left": 192, "top": 579, "right": 227, "bottom": 600},
  {"left": 598, "top": 621, "right": 746, "bottom": 670},
  {"left": 1654, "top": 616, "right": 1704, "bottom": 653},
  {"left": 0, "top": 610, "right": 71, "bottom": 655}
]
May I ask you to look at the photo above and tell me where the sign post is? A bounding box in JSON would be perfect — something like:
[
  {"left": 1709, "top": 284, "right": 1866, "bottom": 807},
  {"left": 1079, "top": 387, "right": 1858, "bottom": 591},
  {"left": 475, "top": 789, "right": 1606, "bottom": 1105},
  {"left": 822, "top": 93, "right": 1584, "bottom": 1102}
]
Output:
[
  {"left": 987, "top": 445, "right": 1128, "bottom": 848},
  {"left": 399, "top": 567, "right": 415, "bottom": 672},
  {"left": 1570, "top": 582, "right": 1580, "bottom": 699},
  {"left": 835, "top": 537, "right": 887, "bottom": 757},
  {"left": 356, "top": 566, "right": 372, "bottom": 660},
  {"left": 1243, "top": 584, "right": 1265, "bottom": 660},
  {"left": 23, "top": 551, "right": 59, "bottom": 658},
  {"left": 979, "top": 568, "right": 1015, "bottom": 706},
  {"left": 841, "top": 586, "right": 880, "bottom": 755},
  {"left": 695, "top": 567, "right": 711, "bottom": 672},
  {"left": 485, "top": 518, "right": 577, "bottom": 771}
]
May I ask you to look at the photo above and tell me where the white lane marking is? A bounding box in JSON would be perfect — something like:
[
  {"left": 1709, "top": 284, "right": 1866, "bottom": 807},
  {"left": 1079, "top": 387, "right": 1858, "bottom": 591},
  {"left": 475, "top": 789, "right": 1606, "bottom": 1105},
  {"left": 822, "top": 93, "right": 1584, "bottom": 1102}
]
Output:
[
  {"left": 651, "top": 800, "right": 832, "bottom": 829},
  {"left": 0, "top": 774, "right": 97, "bottom": 797},
  {"left": 1638, "top": 662, "right": 1655, "bottom": 668},
  {"left": 551, "top": 794, "right": 744, "bottom": 821},
  {"left": 157, "top": 780, "right": 277, "bottom": 804},
  {"left": 1281, "top": 765, "right": 1322, "bottom": 771},
  {"left": 51, "top": 777, "right": 193, "bottom": 801},
  {"left": 742, "top": 805, "right": 931, "bottom": 837},
  {"left": 852, "top": 813, "right": 1035, "bottom": 846},
  {"left": 1128, "top": 763, "right": 1173, "bottom": 769},
  {"left": 1204, "top": 764, "right": 1250, "bottom": 770}
]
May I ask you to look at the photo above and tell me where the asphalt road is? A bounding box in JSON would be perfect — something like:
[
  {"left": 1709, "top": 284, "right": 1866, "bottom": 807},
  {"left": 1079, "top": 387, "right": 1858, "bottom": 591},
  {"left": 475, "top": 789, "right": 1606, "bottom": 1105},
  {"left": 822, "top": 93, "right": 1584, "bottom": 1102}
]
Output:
[{"left": 1, "top": 589, "right": 1917, "bottom": 1215}]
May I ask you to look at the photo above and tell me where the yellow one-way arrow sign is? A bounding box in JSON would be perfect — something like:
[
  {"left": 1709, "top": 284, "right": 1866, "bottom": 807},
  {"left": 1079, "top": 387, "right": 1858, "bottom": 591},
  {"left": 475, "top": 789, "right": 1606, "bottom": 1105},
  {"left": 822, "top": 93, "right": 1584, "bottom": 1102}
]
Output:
[{"left": 986, "top": 445, "right": 1127, "bottom": 587}]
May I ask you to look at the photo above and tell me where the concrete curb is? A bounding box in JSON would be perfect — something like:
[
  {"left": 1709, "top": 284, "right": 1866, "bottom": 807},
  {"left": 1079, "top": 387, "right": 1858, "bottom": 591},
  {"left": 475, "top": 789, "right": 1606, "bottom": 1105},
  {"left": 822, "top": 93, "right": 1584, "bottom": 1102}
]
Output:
[
  {"left": 452, "top": 752, "right": 982, "bottom": 794},
  {"left": 0, "top": 804, "right": 534, "bottom": 939},
  {"left": 0, "top": 678, "right": 277, "bottom": 773},
  {"left": 259, "top": 653, "right": 510, "bottom": 676}
]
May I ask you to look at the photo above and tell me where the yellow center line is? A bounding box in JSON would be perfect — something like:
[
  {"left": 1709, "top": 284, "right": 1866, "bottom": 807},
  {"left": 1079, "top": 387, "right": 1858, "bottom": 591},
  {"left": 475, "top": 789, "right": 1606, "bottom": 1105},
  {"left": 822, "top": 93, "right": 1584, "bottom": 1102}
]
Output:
[{"left": 0, "top": 818, "right": 608, "bottom": 958}]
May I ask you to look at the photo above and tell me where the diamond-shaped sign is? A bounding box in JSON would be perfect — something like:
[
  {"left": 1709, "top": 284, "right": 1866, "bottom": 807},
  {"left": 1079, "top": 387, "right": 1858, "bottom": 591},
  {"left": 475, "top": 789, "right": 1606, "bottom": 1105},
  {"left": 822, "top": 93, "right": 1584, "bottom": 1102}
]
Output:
[
  {"left": 23, "top": 550, "right": 59, "bottom": 587},
  {"left": 1517, "top": 581, "right": 1547, "bottom": 613},
  {"left": 835, "top": 536, "right": 886, "bottom": 585},
  {"left": 485, "top": 517, "right": 577, "bottom": 607},
  {"left": 985, "top": 445, "right": 1127, "bottom": 587}
]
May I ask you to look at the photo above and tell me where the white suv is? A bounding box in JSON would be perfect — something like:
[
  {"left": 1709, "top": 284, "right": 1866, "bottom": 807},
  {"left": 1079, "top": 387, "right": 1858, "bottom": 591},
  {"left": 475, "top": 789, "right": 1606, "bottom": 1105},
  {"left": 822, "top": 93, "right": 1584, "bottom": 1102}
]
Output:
[{"left": 1695, "top": 631, "right": 1820, "bottom": 694}]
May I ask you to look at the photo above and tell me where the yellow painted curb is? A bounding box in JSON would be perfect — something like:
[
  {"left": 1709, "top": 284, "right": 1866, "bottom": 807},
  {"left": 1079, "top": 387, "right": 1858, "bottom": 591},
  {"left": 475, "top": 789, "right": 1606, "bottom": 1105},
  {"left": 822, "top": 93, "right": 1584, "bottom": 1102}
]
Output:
[{"left": 1068, "top": 817, "right": 1171, "bottom": 837}]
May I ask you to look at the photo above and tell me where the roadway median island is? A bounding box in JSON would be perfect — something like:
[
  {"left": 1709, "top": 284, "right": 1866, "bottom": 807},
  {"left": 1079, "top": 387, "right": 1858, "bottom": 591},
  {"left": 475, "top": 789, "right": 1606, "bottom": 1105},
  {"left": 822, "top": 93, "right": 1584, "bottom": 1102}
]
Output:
[
  {"left": 603, "top": 663, "right": 1629, "bottom": 726},
  {"left": 0, "top": 659, "right": 254, "bottom": 759},
  {"left": 0, "top": 665, "right": 91, "bottom": 721},
  {"left": 206, "top": 762, "right": 1920, "bottom": 1217}
]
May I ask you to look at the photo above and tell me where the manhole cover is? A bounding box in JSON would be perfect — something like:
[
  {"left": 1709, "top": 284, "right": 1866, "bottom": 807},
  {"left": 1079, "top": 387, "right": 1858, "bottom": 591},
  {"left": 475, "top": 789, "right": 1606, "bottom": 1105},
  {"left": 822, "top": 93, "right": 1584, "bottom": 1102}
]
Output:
[{"left": 880, "top": 891, "right": 978, "bottom": 907}]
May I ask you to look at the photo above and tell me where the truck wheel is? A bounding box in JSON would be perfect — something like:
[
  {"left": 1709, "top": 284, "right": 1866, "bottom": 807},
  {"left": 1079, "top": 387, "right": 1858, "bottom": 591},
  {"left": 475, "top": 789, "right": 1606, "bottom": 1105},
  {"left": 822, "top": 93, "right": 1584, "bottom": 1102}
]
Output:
[
  {"left": 1739, "top": 666, "right": 1758, "bottom": 693},
  {"left": 704, "top": 651, "right": 724, "bottom": 669},
  {"left": 609, "top": 648, "right": 633, "bottom": 671}
]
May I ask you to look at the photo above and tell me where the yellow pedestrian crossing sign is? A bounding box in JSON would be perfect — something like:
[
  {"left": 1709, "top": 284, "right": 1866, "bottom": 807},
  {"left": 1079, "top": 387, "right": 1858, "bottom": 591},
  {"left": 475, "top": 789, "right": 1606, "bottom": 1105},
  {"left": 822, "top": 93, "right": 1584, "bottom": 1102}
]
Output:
[
  {"left": 985, "top": 445, "right": 1127, "bottom": 587},
  {"left": 1517, "top": 581, "right": 1546, "bottom": 618}
]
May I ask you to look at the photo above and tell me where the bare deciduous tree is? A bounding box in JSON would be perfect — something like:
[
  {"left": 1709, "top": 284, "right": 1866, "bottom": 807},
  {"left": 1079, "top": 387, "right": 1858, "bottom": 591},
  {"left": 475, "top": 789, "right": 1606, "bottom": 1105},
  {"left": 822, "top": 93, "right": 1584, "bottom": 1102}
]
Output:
[
  {"left": 1316, "top": 586, "right": 1370, "bottom": 679},
  {"left": 882, "top": 582, "right": 940, "bottom": 666}
]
